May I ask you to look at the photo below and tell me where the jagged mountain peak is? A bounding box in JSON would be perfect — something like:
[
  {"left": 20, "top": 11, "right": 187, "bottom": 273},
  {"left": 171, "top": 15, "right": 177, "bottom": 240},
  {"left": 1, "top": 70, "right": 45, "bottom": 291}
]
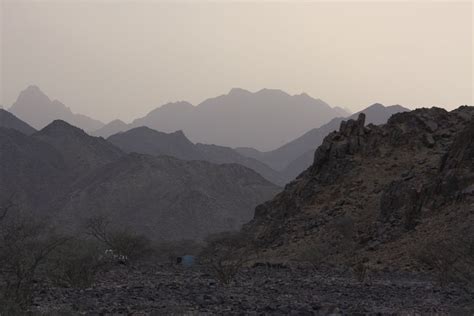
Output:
[
  {"left": 244, "top": 106, "right": 474, "bottom": 269},
  {"left": 15, "top": 85, "right": 52, "bottom": 105},
  {"left": 9, "top": 85, "right": 104, "bottom": 131}
]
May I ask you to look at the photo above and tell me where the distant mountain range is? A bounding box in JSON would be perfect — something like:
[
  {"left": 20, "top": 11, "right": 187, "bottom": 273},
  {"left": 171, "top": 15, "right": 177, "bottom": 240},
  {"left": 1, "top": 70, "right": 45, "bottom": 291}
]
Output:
[
  {"left": 97, "top": 88, "right": 349, "bottom": 150},
  {"left": 3, "top": 85, "right": 408, "bottom": 185},
  {"left": 236, "top": 103, "right": 409, "bottom": 180},
  {"left": 8, "top": 86, "right": 347, "bottom": 151},
  {"left": 8, "top": 85, "right": 104, "bottom": 131},
  {"left": 108, "top": 127, "right": 286, "bottom": 185},
  {"left": 0, "top": 118, "right": 279, "bottom": 240}
]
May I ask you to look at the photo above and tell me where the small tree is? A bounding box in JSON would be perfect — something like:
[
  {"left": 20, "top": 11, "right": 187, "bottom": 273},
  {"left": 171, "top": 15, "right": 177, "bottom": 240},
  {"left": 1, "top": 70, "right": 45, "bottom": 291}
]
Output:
[
  {"left": 84, "top": 215, "right": 152, "bottom": 263},
  {"left": 299, "top": 240, "right": 332, "bottom": 270},
  {"left": 200, "top": 231, "right": 253, "bottom": 285},
  {"left": 0, "top": 198, "right": 67, "bottom": 310},
  {"left": 417, "top": 231, "right": 474, "bottom": 290},
  {"left": 46, "top": 238, "right": 109, "bottom": 288}
]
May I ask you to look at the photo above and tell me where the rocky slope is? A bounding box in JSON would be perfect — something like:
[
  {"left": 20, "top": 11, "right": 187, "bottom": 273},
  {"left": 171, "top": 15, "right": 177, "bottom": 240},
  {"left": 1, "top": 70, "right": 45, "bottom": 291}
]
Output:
[
  {"left": 57, "top": 154, "right": 279, "bottom": 240},
  {"left": 244, "top": 106, "right": 474, "bottom": 269},
  {"left": 0, "top": 109, "right": 36, "bottom": 135},
  {"left": 1, "top": 121, "right": 279, "bottom": 240},
  {"left": 33, "top": 120, "right": 124, "bottom": 177},
  {"left": 9, "top": 85, "right": 104, "bottom": 131},
  {"left": 0, "top": 127, "right": 67, "bottom": 212},
  {"left": 108, "top": 127, "right": 285, "bottom": 185}
]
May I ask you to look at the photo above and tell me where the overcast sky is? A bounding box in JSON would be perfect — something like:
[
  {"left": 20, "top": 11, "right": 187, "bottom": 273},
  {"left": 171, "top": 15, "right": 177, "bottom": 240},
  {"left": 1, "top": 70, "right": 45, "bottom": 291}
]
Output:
[{"left": 1, "top": 0, "right": 472, "bottom": 122}]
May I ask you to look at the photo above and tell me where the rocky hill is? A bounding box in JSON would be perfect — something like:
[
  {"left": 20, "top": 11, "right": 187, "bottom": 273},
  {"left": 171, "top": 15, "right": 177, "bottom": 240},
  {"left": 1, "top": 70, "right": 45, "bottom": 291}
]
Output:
[
  {"left": 57, "top": 154, "right": 279, "bottom": 240},
  {"left": 108, "top": 127, "right": 285, "bottom": 185},
  {"left": 1, "top": 121, "right": 279, "bottom": 240},
  {"left": 0, "top": 109, "right": 37, "bottom": 135},
  {"left": 244, "top": 106, "right": 473, "bottom": 269},
  {"left": 0, "top": 127, "right": 67, "bottom": 212},
  {"left": 33, "top": 120, "right": 124, "bottom": 177}
]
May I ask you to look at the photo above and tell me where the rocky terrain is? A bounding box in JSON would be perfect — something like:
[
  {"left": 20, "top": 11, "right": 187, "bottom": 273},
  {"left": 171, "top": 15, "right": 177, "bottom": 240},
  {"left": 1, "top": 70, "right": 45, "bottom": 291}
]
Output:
[
  {"left": 30, "top": 264, "right": 473, "bottom": 315},
  {"left": 57, "top": 153, "right": 279, "bottom": 240},
  {"left": 244, "top": 106, "right": 474, "bottom": 269}
]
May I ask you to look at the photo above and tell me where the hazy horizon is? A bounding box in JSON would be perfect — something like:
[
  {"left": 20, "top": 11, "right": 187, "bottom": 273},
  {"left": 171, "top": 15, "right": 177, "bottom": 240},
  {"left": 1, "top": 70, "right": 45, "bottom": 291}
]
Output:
[{"left": 1, "top": 1, "right": 472, "bottom": 122}]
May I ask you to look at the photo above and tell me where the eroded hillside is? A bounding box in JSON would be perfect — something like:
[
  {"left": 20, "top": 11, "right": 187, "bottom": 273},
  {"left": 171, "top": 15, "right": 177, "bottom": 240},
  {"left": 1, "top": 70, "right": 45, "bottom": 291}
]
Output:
[{"left": 245, "top": 106, "right": 474, "bottom": 269}]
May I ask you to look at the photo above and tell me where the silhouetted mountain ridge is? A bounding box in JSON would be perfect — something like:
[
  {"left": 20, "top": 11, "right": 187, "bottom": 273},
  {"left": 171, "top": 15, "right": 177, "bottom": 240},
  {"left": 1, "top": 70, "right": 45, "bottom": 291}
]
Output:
[
  {"left": 0, "top": 109, "right": 36, "bottom": 135},
  {"left": 9, "top": 85, "right": 104, "bottom": 131},
  {"left": 108, "top": 127, "right": 286, "bottom": 185}
]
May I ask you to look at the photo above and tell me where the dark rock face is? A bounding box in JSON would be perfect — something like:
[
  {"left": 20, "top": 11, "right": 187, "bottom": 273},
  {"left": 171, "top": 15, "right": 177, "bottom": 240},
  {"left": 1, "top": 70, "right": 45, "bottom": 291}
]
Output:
[
  {"left": 1, "top": 121, "right": 279, "bottom": 240},
  {"left": 244, "top": 106, "right": 474, "bottom": 268}
]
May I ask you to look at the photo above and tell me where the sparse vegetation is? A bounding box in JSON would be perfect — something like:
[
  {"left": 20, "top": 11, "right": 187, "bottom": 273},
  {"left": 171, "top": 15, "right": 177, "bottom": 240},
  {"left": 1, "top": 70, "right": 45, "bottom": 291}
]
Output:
[
  {"left": 200, "top": 231, "right": 253, "bottom": 285},
  {"left": 46, "top": 238, "right": 109, "bottom": 288},
  {"left": 299, "top": 240, "right": 332, "bottom": 269},
  {"left": 85, "top": 215, "right": 153, "bottom": 263},
  {"left": 0, "top": 198, "right": 67, "bottom": 311},
  {"left": 416, "top": 230, "right": 474, "bottom": 290}
]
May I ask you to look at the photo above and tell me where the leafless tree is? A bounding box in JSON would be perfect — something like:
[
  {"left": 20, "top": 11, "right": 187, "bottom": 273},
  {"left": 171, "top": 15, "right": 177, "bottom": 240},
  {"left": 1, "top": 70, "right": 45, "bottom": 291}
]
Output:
[
  {"left": 0, "top": 197, "right": 67, "bottom": 310},
  {"left": 200, "top": 231, "right": 253, "bottom": 285}
]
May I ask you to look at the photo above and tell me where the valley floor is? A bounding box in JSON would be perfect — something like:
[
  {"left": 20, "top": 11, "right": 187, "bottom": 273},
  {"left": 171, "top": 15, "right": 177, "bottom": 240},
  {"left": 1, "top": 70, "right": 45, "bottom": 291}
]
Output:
[{"left": 31, "top": 264, "right": 473, "bottom": 315}]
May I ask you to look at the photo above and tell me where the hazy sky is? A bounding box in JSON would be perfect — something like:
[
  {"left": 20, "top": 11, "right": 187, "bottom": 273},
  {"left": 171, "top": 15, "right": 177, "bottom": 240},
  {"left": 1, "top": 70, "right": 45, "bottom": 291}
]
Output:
[{"left": 1, "top": 0, "right": 472, "bottom": 122}]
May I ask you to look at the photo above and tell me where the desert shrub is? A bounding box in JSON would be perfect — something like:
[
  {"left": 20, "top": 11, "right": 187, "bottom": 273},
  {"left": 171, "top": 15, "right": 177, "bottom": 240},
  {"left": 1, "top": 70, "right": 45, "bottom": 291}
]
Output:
[
  {"left": 85, "top": 215, "right": 153, "bottom": 263},
  {"left": 200, "top": 231, "right": 253, "bottom": 285},
  {"left": 352, "top": 260, "right": 369, "bottom": 283},
  {"left": 0, "top": 198, "right": 67, "bottom": 311},
  {"left": 299, "top": 240, "right": 332, "bottom": 269},
  {"left": 417, "top": 231, "right": 474, "bottom": 290},
  {"left": 46, "top": 238, "right": 109, "bottom": 288}
]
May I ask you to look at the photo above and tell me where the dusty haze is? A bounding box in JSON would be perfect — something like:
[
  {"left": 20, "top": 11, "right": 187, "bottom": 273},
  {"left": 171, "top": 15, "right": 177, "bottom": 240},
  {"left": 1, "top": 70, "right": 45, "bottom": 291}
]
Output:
[{"left": 0, "top": 0, "right": 472, "bottom": 122}]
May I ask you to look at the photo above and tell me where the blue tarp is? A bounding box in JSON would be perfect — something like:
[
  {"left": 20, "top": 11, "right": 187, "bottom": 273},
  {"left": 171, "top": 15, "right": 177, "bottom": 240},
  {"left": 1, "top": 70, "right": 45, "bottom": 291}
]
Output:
[{"left": 180, "top": 255, "right": 195, "bottom": 267}]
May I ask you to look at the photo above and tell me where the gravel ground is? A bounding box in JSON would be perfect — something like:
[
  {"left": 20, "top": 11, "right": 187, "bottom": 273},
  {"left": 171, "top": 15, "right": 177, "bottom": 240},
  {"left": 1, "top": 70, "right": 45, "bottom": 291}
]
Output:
[{"left": 30, "top": 264, "right": 473, "bottom": 315}]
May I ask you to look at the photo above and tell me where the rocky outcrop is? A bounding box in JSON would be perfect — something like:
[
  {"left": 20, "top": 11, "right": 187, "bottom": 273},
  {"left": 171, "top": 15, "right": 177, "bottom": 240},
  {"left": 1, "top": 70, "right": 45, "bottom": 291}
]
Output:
[{"left": 244, "top": 106, "right": 474, "bottom": 268}]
